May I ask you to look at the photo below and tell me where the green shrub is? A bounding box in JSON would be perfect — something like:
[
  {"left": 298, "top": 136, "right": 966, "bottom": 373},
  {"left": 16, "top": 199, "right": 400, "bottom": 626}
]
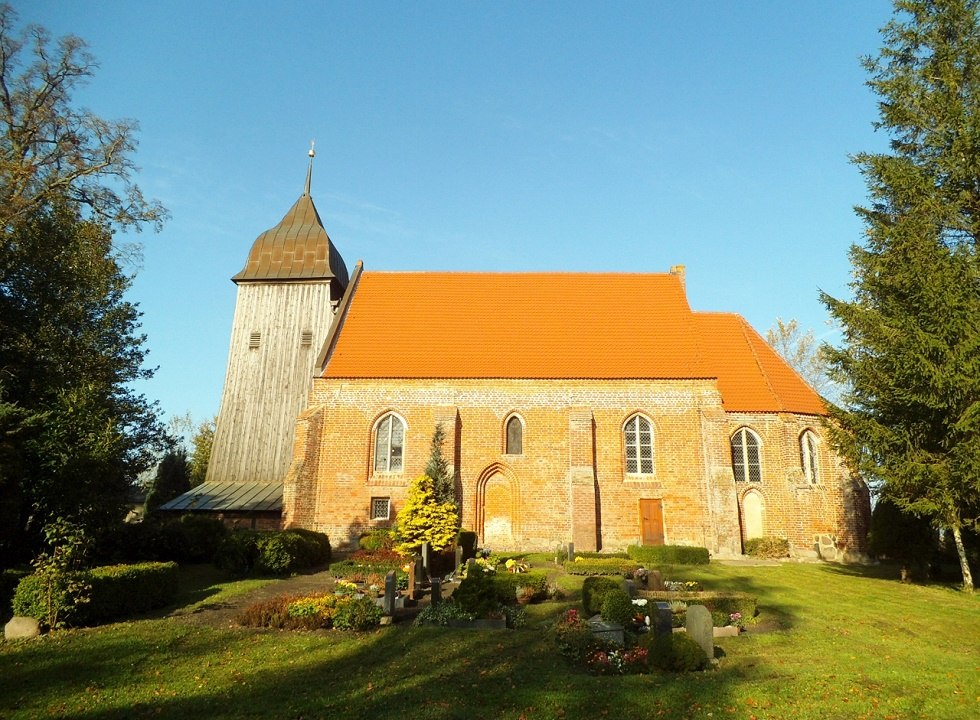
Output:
[
  {"left": 457, "top": 529, "right": 478, "bottom": 561},
  {"left": 332, "top": 595, "right": 384, "bottom": 630},
  {"left": 600, "top": 588, "right": 635, "bottom": 626},
  {"left": 565, "top": 557, "right": 640, "bottom": 576},
  {"left": 453, "top": 569, "right": 512, "bottom": 617},
  {"left": 13, "top": 562, "right": 178, "bottom": 628},
  {"left": 644, "top": 631, "right": 708, "bottom": 672},
  {"left": 358, "top": 528, "right": 394, "bottom": 552},
  {"left": 743, "top": 536, "right": 790, "bottom": 559},
  {"left": 573, "top": 551, "right": 630, "bottom": 559},
  {"left": 215, "top": 530, "right": 260, "bottom": 574},
  {"left": 413, "top": 600, "right": 476, "bottom": 626},
  {"left": 238, "top": 593, "right": 307, "bottom": 629},
  {"left": 627, "top": 544, "right": 710, "bottom": 565},
  {"left": 553, "top": 609, "right": 599, "bottom": 662},
  {"left": 492, "top": 570, "right": 548, "bottom": 603},
  {"left": 582, "top": 576, "right": 624, "bottom": 615},
  {"left": 215, "top": 529, "right": 330, "bottom": 576},
  {"left": 81, "top": 562, "right": 179, "bottom": 624}
]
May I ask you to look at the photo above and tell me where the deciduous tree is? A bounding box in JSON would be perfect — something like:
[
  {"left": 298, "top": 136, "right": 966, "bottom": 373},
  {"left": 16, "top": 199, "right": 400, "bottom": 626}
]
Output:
[
  {"left": 821, "top": 0, "right": 980, "bottom": 591},
  {"left": 765, "top": 318, "right": 834, "bottom": 397}
]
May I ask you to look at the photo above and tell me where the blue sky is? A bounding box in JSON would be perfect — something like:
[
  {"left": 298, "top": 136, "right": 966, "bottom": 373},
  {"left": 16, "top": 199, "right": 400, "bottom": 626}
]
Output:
[{"left": 17, "top": 0, "right": 894, "bottom": 432}]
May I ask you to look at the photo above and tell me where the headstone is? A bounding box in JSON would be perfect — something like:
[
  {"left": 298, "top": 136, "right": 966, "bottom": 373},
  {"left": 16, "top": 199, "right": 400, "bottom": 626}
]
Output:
[
  {"left": 455, "top": 546, "right": 463, "bottom": 573},
  {"left": 421, "top": 542, "right": 432, "bottom": 577},
  {"left": 413, "top": 554, "right": 425, "bottom": 587},
  {"left": 465, "top": 557, "right": 477, "bottom": 576},
  {"left": 648, "top": 569, "right": 664, "bottom": 591},
  {"left": 431, "top": 578, "right": 442, "bottom": 606},
  {"left": 566, "top": 542, "right": 575, "bottom": 562},
  {"left": 685, "top": 604, "right": 714, "bottom": 659},
  {"left": 407, "top": 560, "right": 419, "bottom": 599},
  {"left": 623, "top": 578, "right": 636, "bottom": 597},
  {"left": 383, "top": 570, "right": 397, "bottom": 615},
  {"left": 4, "top": 616, "right": 40, "bottom": 640},
  {"left": 588, "top": 616, "right": 624, "bottom": 646},
  {"left": 653, "top": 601, "right": 673, "bottom": 636}
]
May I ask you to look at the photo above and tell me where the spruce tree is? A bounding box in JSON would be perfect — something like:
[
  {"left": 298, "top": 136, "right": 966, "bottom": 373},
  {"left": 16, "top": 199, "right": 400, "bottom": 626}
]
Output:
[
  {"left": 822, "top": 0, "right": 980, "bottom": 591},
  {"left": 426, "top": 423, "right": 455, "bottom": 506}
]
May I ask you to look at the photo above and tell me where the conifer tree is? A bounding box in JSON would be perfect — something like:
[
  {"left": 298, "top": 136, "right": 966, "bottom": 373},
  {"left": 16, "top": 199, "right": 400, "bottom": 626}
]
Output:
[
  {"left": 822, "top": 0, "right": 980, "bottom": 591},
  {"left": 393, "top": 474, "right": 459, "bottom": 556},
  {"left": 426, "top": 423, "right": 455, "bottom": 506}
]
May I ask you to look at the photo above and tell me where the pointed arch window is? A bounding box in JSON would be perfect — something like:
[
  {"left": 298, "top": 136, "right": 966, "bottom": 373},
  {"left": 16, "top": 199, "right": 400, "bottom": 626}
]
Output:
[
  {"left": 624, "top": 414, "right": 654, "bottom": 475},
  {"left": 731, "top": 428, "right": 762, "bottom": 483},
  {"left": 800, "top": 430, "right": 819, "bottom": 484},
  {"left": 374, "top": 414, "right": 405, "bottom": 473},
  {"left": 505, "top": 415, "right": 524, "bottom": 455}
]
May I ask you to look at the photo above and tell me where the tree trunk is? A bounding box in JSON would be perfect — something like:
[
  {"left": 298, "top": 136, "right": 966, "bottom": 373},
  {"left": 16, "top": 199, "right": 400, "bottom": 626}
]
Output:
[{"left": 951, "top": 526, "right": 974, "bottom": 593}]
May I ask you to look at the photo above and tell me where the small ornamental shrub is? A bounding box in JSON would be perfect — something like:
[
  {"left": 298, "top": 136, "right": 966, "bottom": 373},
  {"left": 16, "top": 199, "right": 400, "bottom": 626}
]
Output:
[
  {"left": 600, "top": 589, "right": 635, "bottom": 627},
  {"left": 582, "top": 576, "right": 623, "bottom": 615},
  {"left": 413, "top": 600, "right": 476, "bottom": 626},
  {"left": 358, "top": 528, "right": 395, "bottom": 552},
  {"left": 492, "top": 569, "right": 548, "bottom": 604},
  {"left": 627, "top": 544, "right": 710, "bottom": 565},
  {"left": 332, "top": 595, "right": 384, "bottom": 630},
  {"left": 645, "top": 631, "right": 708, "bottom": 672},
  {"left": 238, "top": 594, "right": 304, "bottom": 629},
  {"left": 1, "top": 569, "right": 28, "bottom": 622},
  {"left": 394, "top": 475, "right": 458, "bottom": 555},
  {"left": 215, "top": 529, "right": 330, "bottom": 576},
  {"left": 453, "top": 568, "right": 511, "bottom": 617},
  {"left": 664, "top": 579, "right": 702, "bottom": 592},
  {"left": 743, "top": 536, "right": 790, "bottom": 559},
  {"left": 585, "top": 647, "right": 649, "bottom": 675},
  {"left": 565, "top": 557, "right": 640, "bottom": 576},
  {"left": 12, "top": 572, "right": 86, "bottom": 629}
]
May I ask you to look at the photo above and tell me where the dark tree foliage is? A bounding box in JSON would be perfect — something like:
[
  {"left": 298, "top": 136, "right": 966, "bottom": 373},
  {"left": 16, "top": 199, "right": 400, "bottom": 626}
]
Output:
[
  {"left": 868, "top": 498, "right": 938, "bottom": 575},
  {"left": 821, "top": 0, "right": 980, "bottom": 591},
  {"left": 426, "top": 423, "right": 455, "bottom": 507},
  {"left": 145, "top": 449, "right": 191, "bottom": 513},
  {"left": 0, "top": 201, "right": 167, "bottom": 566}
]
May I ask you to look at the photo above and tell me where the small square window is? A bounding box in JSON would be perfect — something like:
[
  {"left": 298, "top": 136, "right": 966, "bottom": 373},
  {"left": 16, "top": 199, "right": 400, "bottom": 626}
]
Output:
[{"left": 370, "top": 497, "right": 390, "bottom": 521}]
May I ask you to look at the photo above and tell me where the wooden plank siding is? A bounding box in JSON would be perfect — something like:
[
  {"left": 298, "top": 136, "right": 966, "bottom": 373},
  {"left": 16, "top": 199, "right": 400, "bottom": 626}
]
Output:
[{"left": 207, "top": 281, "right": 338, "bottom": 484}]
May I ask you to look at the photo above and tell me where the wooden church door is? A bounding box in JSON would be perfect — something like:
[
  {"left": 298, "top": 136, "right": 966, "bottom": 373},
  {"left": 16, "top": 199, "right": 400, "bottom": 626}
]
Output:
[{"left": 639, "top": 499, "right": 664, "bottom": 546}]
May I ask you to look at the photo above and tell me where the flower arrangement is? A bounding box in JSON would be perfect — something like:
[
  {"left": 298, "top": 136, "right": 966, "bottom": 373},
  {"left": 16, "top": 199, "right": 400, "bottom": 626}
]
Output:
[
  {"left": 585, "top": 647, "right": 649, "bottom": 675},
  {"left": 334, "top": 580, "right": 360, "bottom": 596},
  {"left": 505, "top": 558, "right": 529, "bottom": 573},
  {"left": 663, "top": 579, "right": 702, "bottom": 592},
  {"left": 632, "top": 567, "right": 649, "bottom": 583},
  {"left": 729, "top": 611, "right": 744, "bottom": 629}
]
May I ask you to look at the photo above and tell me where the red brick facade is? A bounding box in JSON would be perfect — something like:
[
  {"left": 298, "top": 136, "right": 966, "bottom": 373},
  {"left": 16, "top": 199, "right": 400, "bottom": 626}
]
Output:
[{"left": 282, "top": 378, "right": 870, "bottom": 559}]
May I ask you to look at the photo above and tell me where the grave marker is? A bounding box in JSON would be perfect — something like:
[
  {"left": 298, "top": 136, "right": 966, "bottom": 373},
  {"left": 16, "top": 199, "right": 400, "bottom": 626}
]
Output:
[
  {"left": 383, "top": 570, "right": 397, "bottom": 615},
  {"left": 685, "top": 604, "right": 714, "bottom": 659}
]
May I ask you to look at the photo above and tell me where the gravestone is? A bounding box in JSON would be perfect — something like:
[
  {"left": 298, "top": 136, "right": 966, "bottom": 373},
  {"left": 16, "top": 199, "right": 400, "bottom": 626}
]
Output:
[
  {"left": 4, "top": 616, "right": 40, "bottom": 640},
  {"left": 588, "top": 616, "right": 624, "bottom": 646},
  {"left": 685, "top": 604, "right": 714, "bottom": 659},
  {"left": 566, "top": 542, "right": 575, "bottom": 562},
  {"left": 383, "top": 570, "right": 397, "bottom": 615},
  {"left": 648, "top": 569, "right": 664, "bottom": 591},
  {"left": 407, "top": 561, "right": 417, "bottom": 599},
  {"left": 413, "top": 554, "right": 425, "bottom": 587},
  {"left": 455, "top": 546, "right": 463, "bottom": 574},
  {"left": 653, "top": 601, "right": 672, "bottom": 636},
  {"left": 465, "top": 557, "right": 477, "bottom": 576},
  {"left": 431, "top": 578, "right": 442, "bottom": 606},
  {"left": 421, "top": 542, "right": 432, "bottom": 578}
]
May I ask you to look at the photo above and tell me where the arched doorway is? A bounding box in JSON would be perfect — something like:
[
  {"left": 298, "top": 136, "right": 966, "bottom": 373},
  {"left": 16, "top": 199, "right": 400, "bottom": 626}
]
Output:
[
  {"left": 477, "top": 465, "right": 518, "bottom": 549},
  {"left": 741, "top": 489, "right": 765, "bottom": 542}
]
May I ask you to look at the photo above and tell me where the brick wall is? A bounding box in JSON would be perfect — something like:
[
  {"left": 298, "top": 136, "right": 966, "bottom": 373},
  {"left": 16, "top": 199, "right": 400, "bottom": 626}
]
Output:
[{"left": 281, "top": 378, "right": 869, "bottom": 558}]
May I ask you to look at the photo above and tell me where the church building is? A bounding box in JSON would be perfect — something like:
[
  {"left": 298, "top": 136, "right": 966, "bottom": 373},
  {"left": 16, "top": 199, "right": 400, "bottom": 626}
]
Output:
[{"left": 191, "top": 155, "right": 870, "bottom": 559}]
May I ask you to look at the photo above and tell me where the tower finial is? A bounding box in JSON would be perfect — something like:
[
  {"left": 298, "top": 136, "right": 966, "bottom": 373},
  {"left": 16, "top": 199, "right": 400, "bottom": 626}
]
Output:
[{"left": 304, "top": 140, "right": 316, "bottom": 196}]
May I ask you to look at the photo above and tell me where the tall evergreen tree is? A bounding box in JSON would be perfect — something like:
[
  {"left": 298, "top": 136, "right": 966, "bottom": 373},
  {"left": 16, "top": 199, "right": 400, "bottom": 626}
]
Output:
[
  {"left": 426, "top": 423, "right": 455, "bottom": 507},
  {"left": 821, "top": 0, "right": 980, "bottom": 591},
  {"left": 145, "top": 448, "right": 191, "bottom": 513}
]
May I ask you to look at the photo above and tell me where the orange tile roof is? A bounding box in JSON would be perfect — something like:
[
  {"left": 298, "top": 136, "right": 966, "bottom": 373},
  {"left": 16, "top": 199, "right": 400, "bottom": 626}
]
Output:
[
  {"left": 232, "top": 193, "right": 349, "bottom": 286},
  {"left": 692, "top": 313, "right": 826, "bottom": 415},
  {"left": 321, "top": 271, "right": 827, "bottom": 415}
]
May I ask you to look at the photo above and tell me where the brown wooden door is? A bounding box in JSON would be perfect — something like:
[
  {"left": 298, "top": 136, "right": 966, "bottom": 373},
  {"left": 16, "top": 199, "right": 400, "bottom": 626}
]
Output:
[{"left": 639, "top": 499, "right": 665, "bottom": 546}]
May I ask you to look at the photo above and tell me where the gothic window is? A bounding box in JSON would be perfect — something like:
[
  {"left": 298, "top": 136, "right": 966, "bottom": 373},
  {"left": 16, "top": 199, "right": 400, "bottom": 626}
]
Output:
[
  {"left": 505, "top": 415, "right": 523, "bottom": 455},
  {"left": 800, "top": 430, "right": 819, "bottom": 484},
  {"left": 731, "top": 427, "right": 762, "bottom": 483},
  {"left": 624, "top": 414, "right": 654, "bottom": 475},
  {"left": 374, "top": 413, "right": 405, "bottom": 473}
]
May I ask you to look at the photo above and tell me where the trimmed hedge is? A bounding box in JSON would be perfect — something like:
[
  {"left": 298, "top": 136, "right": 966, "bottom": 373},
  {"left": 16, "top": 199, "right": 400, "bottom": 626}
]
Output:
[
  {"left": 102, "top": 516, "right": 229, "bottom": 564},
  {"left": 744, "top": 537, "right": 790, "bottom": 559},
  {"left": 492, "top": 570, "right": 549, "bottom": 603},
  {"left": 215, "top": 529, "right": 331, "bottom": 575},
  {"left": 1, "top": 569, "right": 28, "bottom": 621},
  {"left": 565, "top": 557, "right": 640, "bottom": 576},
  {"left": 572, "top": 551, "right": 630, "bottom": 560},
  {"left": 627, "top": 544, "right": 710, "bottom": 565},
  {"left": 582, "top": 576, "right": 625, "bottom": 615},
  {"left": 13, "top": 562, "right": 179, "bottom": 628},
  {"left": 638, "top": 590, "right": 757, "bottom": 618}
]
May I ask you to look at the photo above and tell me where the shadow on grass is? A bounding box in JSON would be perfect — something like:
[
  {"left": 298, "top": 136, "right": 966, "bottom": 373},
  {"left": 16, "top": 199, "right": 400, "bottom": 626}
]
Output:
[{"left": 0, "top": 618, "right": 746, "bottom": 720}]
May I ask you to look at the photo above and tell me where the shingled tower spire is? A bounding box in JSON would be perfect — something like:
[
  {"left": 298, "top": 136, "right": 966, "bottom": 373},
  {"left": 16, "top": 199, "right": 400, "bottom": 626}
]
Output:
[{"left": 207, "top": 149, "right": 349, "bottom": 489}]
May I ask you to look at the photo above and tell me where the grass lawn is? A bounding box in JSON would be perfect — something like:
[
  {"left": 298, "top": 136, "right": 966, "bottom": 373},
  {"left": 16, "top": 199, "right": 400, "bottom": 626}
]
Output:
[{"left": 1, "top": 561, "right": 977, "bottom": 720}]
